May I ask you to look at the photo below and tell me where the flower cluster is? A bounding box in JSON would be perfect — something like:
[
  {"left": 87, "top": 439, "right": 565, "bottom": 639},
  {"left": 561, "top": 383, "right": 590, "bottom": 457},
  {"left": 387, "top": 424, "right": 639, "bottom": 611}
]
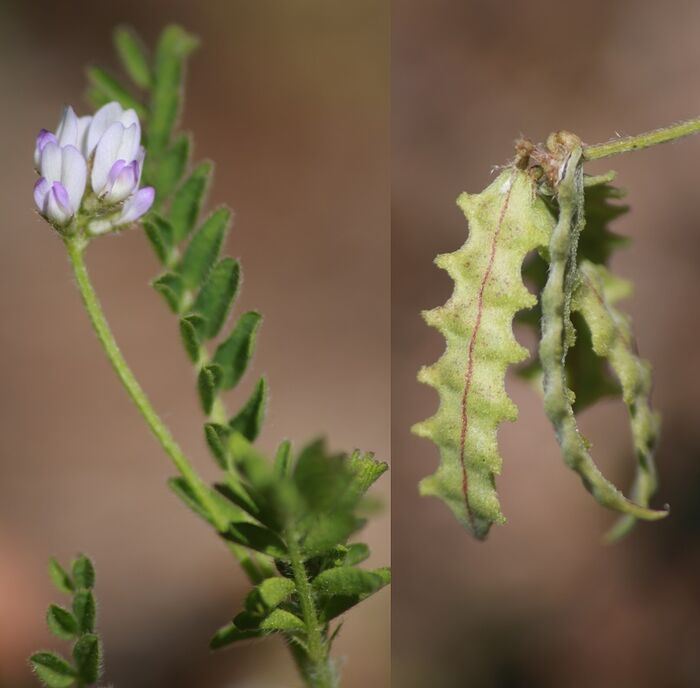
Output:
[{"left": 33, "top": 102, "right": 155, "bottom": 234}]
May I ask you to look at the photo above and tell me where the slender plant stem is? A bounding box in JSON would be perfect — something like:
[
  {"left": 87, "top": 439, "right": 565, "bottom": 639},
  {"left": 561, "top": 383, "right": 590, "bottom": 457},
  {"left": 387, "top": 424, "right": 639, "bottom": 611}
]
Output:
[
  {"left": 63, "top": 234, "right": 266, "bottom": 581},
  {"left": 287, "top": 531, "right": 333, "bottom": 688},
  {"left": 584, "top": 115, "right": 700, "bottom": 160}
]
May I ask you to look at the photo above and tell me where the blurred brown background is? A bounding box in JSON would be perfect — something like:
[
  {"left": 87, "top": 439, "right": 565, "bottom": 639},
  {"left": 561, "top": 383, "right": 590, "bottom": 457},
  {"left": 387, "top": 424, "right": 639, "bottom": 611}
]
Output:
[
  {"left": 394, "top": 1, "right": 700, "bottom": 687},
  {"left": 0, "top": 1, "right": 389, "bottom": 687}
]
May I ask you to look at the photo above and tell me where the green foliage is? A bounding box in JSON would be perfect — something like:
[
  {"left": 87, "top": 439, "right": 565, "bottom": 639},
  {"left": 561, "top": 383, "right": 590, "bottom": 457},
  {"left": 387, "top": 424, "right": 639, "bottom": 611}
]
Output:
[
  {"left": 203, "top": 436, "right": 389, "bottom": 658},
  {"left": 114, "top": 26, "right": 151, "bottom": 89},
  {"left": 48, "top": 558, "right": 74, "bottom": 595},
  {"left": 417, "top": 132, "right": 668, "bottom": 541},
  {"left": 74, "top": 25, "right": 389, "bottom": 687},
  {"left": 46, "top": 606, "right": 78, "bottom": 640},
  {"left": 30, "top": 556, "right": 103, "bottom": 688},
  {"left": 29, "top": 653, "right": 76, "bottom": 688}
]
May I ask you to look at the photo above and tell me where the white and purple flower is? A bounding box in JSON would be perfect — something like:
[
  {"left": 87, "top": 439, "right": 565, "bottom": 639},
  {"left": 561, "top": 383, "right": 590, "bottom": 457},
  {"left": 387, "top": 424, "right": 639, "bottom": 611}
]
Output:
[
  {"left": 33, "top": 101, "right": 154, "bottom": 232},
  {"left": 33, "top": 143, "right": 87, "bottom": 227}
]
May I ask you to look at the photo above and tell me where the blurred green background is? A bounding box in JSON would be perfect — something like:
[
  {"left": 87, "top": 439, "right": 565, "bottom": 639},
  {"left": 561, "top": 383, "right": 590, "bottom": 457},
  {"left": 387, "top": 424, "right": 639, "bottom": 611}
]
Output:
[
  {"left": 0, "top": 1, "right": 388, "bottom": 687},
  {"left": 393, "top": 1, "right": 700, "bottom": 687}
]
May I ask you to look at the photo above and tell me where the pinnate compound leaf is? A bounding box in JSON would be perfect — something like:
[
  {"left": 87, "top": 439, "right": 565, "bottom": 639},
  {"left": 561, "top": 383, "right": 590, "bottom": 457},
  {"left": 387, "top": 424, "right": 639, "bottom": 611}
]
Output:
[
  {"left": 29, "top": 652, "right": 76, "bottom": 688},
  {"left": 413, "top": 168, "right": 554, "bottom": 540},
  {"left": 85, "top": 66, "right": 146, "bottom": 119},
  {"left": 540, "top": 146, "right": 667, "bottom": 526},
  {"left": 228, "top": 378, "right": 268, "bottom": 442},
  {"left": 114, "top": 26, "right": 151, "bottom": 89},
  {"left": 72, "top": 555, "right": 95, "bottom": 590},
  {"left": 46, "top": 605, "right": 79, "bottom": 640},
  {"left": 147, "top": 24, "right": 199, "bottom": 158},
  {"left": 178, "top": 207, "right": 230, "bottom": 291},
  {"left": 213, "top": 311, "right": 262, "bottom": 390},
  {"left": 169, "top": 161, "right": 212, "bottom": 243},
  {"left": 191, "top": 257, "right": 240, "bottom": 339},
  {"left": 48, "top": 558, "right": 73, "bottom": 594},
  {"left": 72, "top": 634, "right": 101, "bottom": 685},
  {"left": 72, "top": 590, "right": 96, "bottom": 634}
]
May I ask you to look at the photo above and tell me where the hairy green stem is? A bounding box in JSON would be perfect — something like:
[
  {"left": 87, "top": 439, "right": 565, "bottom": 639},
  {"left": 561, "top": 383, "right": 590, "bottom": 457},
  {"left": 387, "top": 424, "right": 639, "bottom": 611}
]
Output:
[
  {"left": 64, "top": 234, "right": 265, "bottom": 581},
  {"left": 584, "top": 115, "right": 700, "bottom": 160},
  {"left": 287, "top": 532, "right": 333, "bottom": 688}
]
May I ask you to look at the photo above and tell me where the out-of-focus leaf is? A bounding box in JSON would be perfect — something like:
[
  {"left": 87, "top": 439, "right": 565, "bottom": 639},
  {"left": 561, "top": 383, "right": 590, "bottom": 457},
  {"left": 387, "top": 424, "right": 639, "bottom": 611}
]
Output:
[
  {"left": 48, "top": 558, "right": 73, "bottom": 594},
  {"left": 86, "top": 66, "right": 146, "bottom": 119},
  {"left": 46, "top": 605, "right": 79, "bottom": 640},
  {"left": 72, "top": 590, "right": 95, "bottom": 634},
  {"left": 72, "top": 555, "right": 95, "bottom": 590},
  {"left": 210, "top": 623, "right": 261, "bottom": 650},
  {"left": 114, "top": 26, "right": 151, "bottom": 89},
  {"left": 29, "top": 652, "right": 76, "bottom": 688},
  {"left": 147, "top": 24, "right": 199, "bottom": 157},
  {"left": 72, "top": 634, "right": 101, "bottom": 684}
]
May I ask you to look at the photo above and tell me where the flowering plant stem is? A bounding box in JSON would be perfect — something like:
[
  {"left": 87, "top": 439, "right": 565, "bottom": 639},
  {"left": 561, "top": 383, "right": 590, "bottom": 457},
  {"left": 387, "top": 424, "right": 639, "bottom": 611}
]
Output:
[
  {"left": 63, "top": 234, "right": 262, "bottom": 582},
  {"left": 286, "top": 530, "right": 334, "bottom": 688},
  {"left": 583, "top": 115, "right": 700, "bottom": 160}
]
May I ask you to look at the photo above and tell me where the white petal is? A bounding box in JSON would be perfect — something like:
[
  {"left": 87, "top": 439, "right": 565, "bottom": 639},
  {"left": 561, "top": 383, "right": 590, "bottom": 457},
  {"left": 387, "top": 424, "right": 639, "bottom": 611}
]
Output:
[
  {"left": 86, "top": 101, "right": 124, "bottom": 155},
  {"left": 60, "top": 145, "right": 87, "bottom": 212},
  {"left": 116, "top": 123, "right": 141, "bottom": 163},
  {"left": 40, "top": 142, "right": 63, "bottom": 183},
  {"left": 55, "top": 106, "right": 79, "bottom": 147},
  {"left": 76, "top": 115, "right": 93, "bottom": 157},
  {"left": 119, "top": 108, "right": 140, "bottom": 130},
  {"left": 91, "top": 122, "right": 124, "bottom": 193}
]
